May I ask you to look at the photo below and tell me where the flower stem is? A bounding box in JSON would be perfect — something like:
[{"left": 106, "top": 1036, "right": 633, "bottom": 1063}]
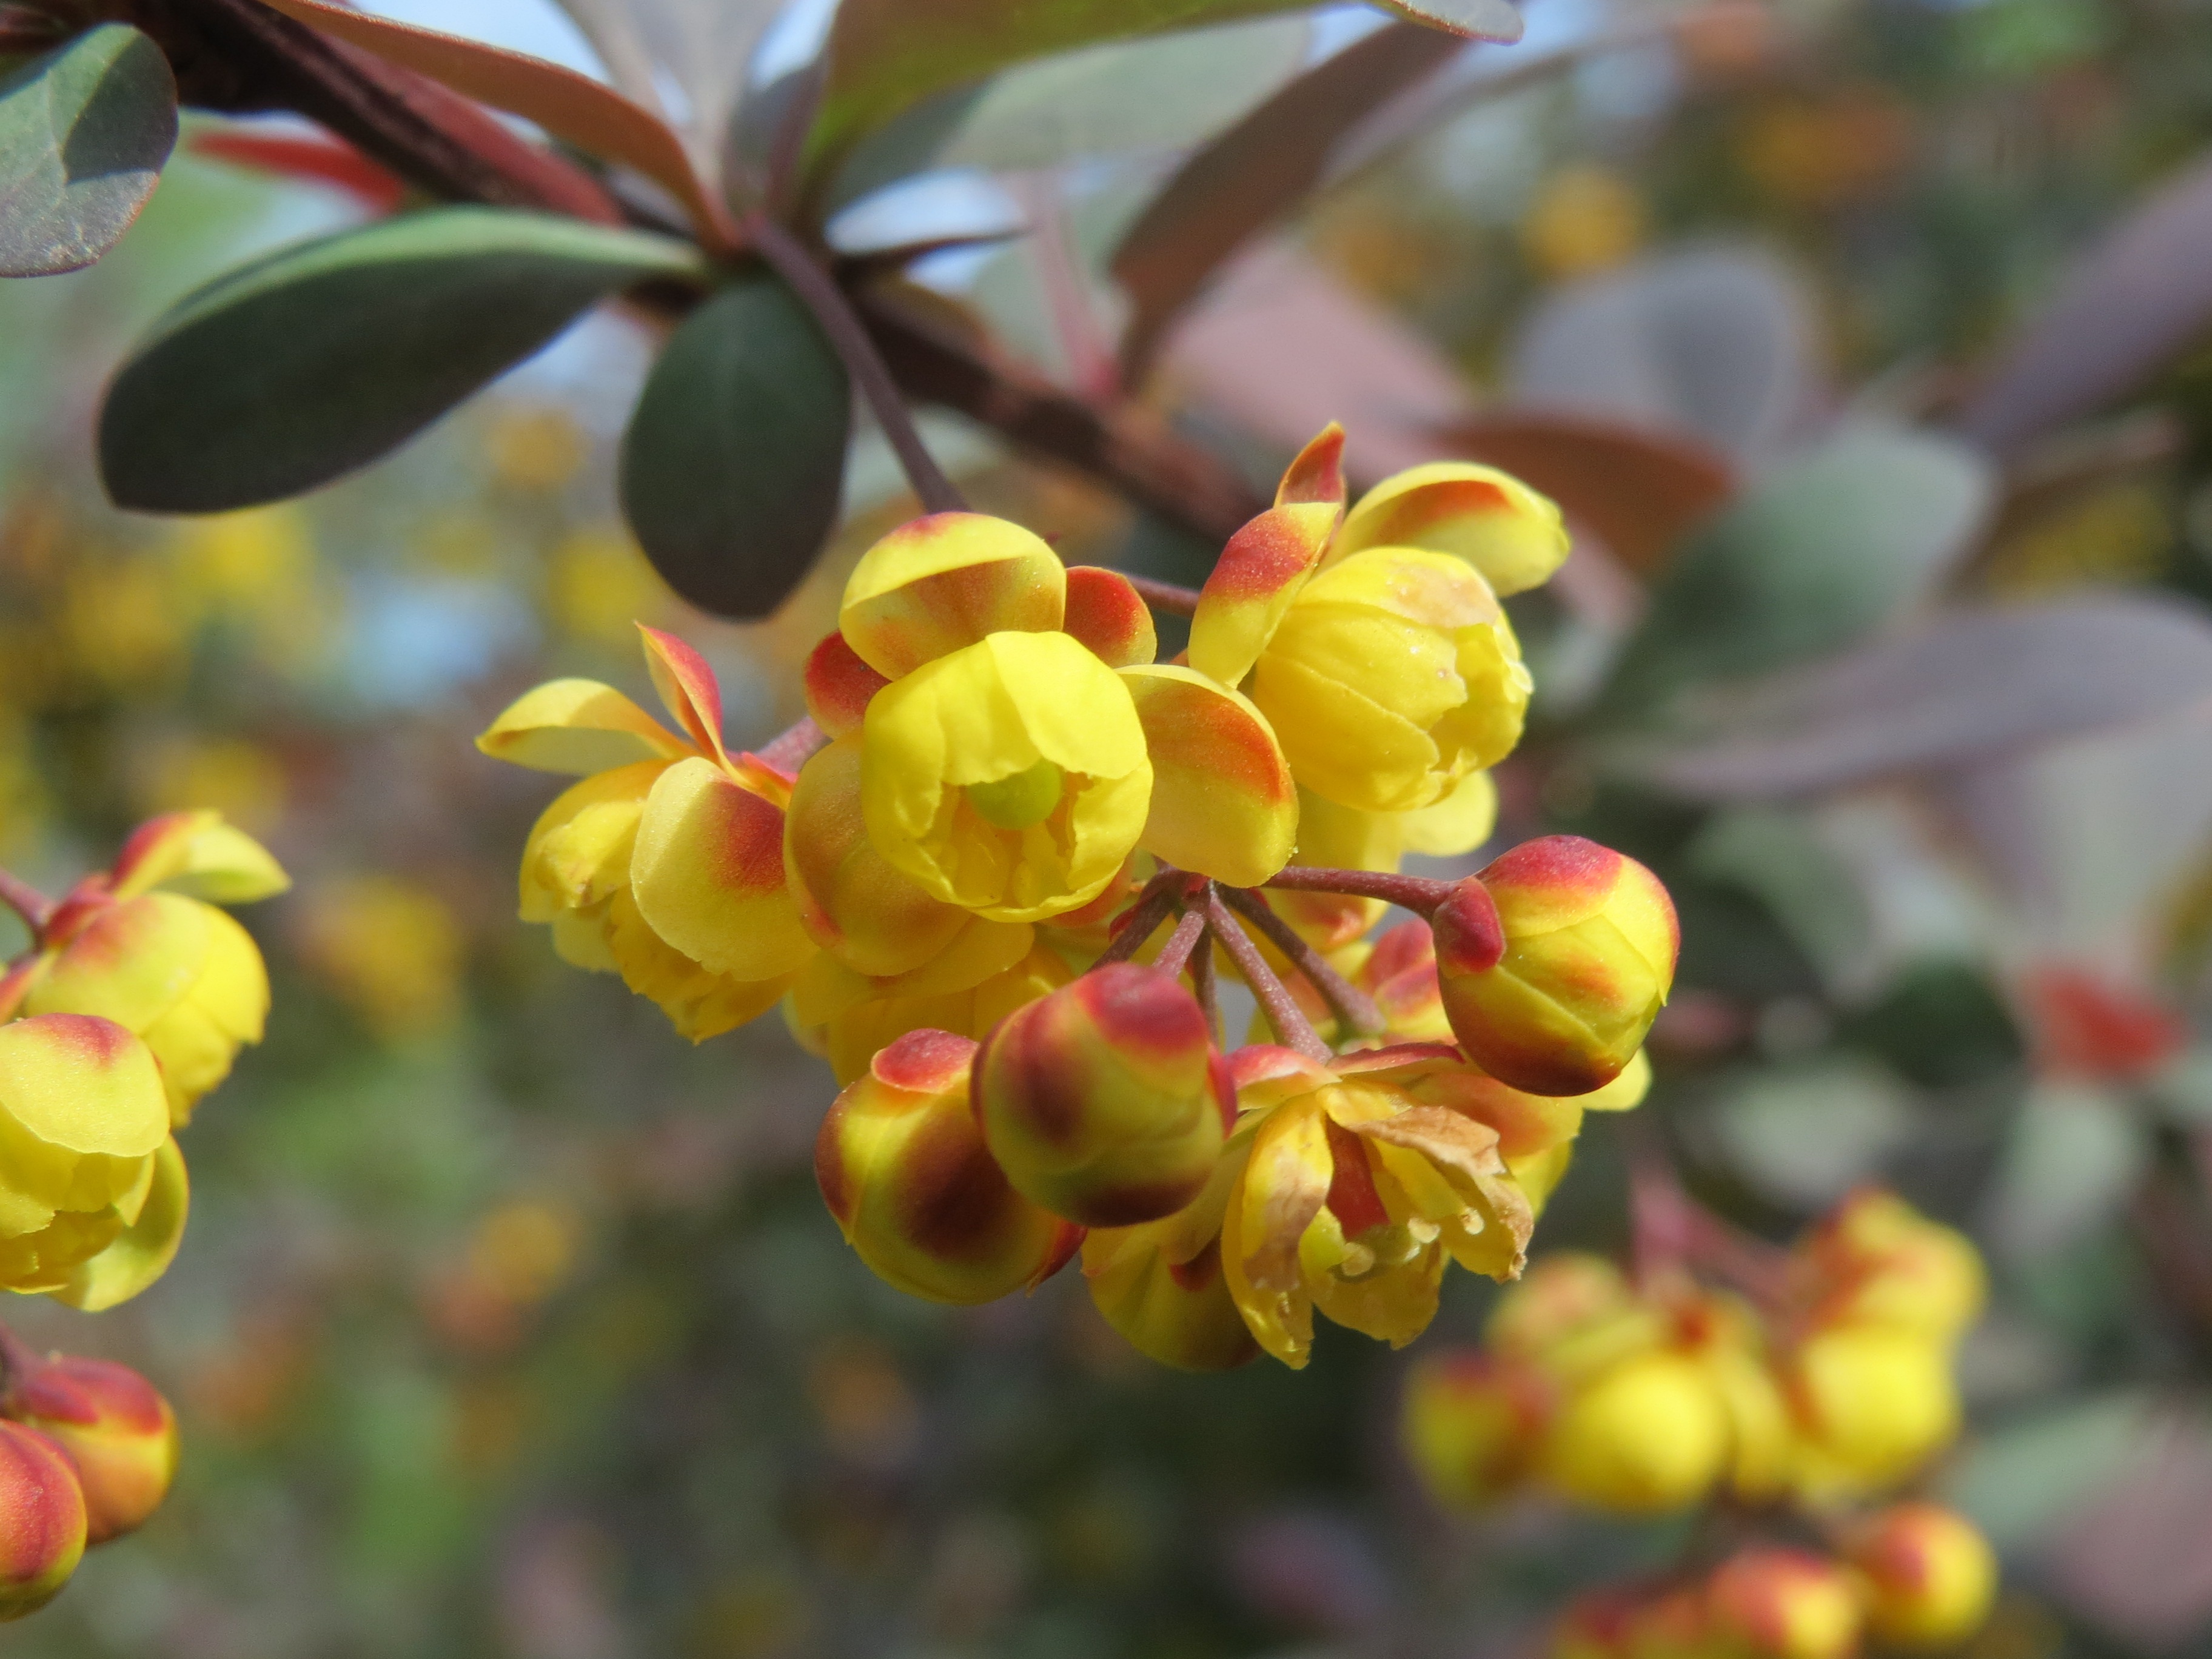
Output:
[
  {"left": 1204, "top": 890, "right": 1332, "bottom": 1064},
  {"left": 1093, "top": 871, "right": 1191, "bottom": 968},
  {"left": 1119, "top": 574, "right": 1202, "bottom": 618},
  {"left": 1191, "top": 922, "right": 1221, "bottom": 1044},
  {"left": 1153, "top": 900, "right": 1211, "bottom": 980},
  {"left": 754, "top": 715, "right": 828, "bottom": 778},
  {"left": 0, "top": 869, "right": 53, "bottom": 938},
  {"left": 746, "top": 214, "right": 966, "bottom": 515},
  {"left": 1264, "top": 865, "right": 1456, "bottom": 912},
  {"left": 1218, "top": 886, "right": 1385, "bottom": 1037}
]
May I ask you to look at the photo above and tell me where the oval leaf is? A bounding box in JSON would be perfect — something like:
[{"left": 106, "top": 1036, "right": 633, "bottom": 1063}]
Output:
[
  {"left": 0, "top": 24, "right": 176, "bottom": 277},
  {"left": 99, "top": 207, "right": 701, "bottom": 513},
  {"left": 1601, "top": 420, "right": 1993, "bottom": 711},
  {"left": 619, "top": 272, "right": 853, "bottom": 620}
]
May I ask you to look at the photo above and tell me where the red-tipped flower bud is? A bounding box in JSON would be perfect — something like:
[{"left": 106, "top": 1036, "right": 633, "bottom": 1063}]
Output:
[
  {"left": 14, "top": 1357, "right": 179, "bottom": 1544},
  {"left": 1846, "top": 1503, "right": 1997, "bottom": 1650},
  {"left": 0, "top": 1420, "right": 85, "bottom": 1620},
  {"left": 1706, "top": 1547, "right": 1863, "bottom": 1659},
  {"left": 1401, "top": 1349, "right": 1551, "bottom": 1508},
  {"left": 815, "top": 1030, "right": 1073, "bottom": 1305},
  {"left": 1432, "top": 836, "right": 1678, "bottom": 1096},
  {"left": 973, "top": 965, "right": 1231, "bottom": 1228}
]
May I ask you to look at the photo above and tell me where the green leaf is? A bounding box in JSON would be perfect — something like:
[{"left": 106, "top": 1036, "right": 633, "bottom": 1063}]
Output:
[
  {"left": 0, "top": 24, "right": 177, "bottom": 277},
  {"left": 99, "top": 207, "right": 701, "bottom": 513},
  {"left": 828, "top": 17, "right": 1312, "bottom": 210},
  {"left": 620, "top": 272, "right": 852, "bottom": 620},
  {"left": 1601, "top": 420, "right": 1992, "bottom": 712},
  {"left": 804, "top": 0, "right": 1512, "bottom": 190}
]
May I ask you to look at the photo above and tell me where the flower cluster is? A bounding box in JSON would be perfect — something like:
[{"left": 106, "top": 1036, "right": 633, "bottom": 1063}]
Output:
[
  {"left": 0, "top": 1338, "right": 178, "bottom": 1620},
  {"left": 483, "top": 427, "right": 1682, "bottom": 1368},
  {"left": 1403, "top": 1188, "right": 1995, "bottom": 1655},
  {"left": 0, "top": 812, "right": 286, "bottom": 1309}
]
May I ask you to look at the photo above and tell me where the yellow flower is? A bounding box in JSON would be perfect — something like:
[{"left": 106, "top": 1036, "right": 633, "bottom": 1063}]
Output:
[
  {"left": 1081, "top": 1222, "right": 1258, "bottom": 1373},
  {"left": 0, "top": 1014, "right": 176, "bottom": 1304},
  {"left": 1706, "top": 1548, "right": 1864, "bottom": 1659},
  {"left": 1248, "top": 546, "right": 1530, "bottom": 814},
  {"left": 1538, "top": 1347, "right": 1731, "bottom": 1513},
  {"left": 1795, "top": 1188, "right": 1985, "bottom": 1342},
  {"left": 1784, "top": 1322, "right": 1959, "bottom": 1495},
  {"left": 478, "top": 627, "right": 815, "bottom": 1041},
  {"left": 1217, "top": 1045, "right": 1536, "bottom": 1369},
  {"left": 797, "top": 942, "right": 1076, "bottom": 1087},
  {"left": 860, "top": 630, "right": 1152, "bottom": 922},
  {"left": 1401, "top": 1349, "right": 1552, "bottom": 1507},
  {"left": 15, "top": 812, "right": 286, "bottom": 1125}
]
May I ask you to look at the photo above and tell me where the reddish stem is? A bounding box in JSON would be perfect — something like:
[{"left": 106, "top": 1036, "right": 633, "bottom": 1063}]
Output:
[
  {"left": 1218, "top": 885, "right": 1384, "bottom": 1037},
  {"left": 754, "top": 716, "right": 828, "bottom": 778},
  {"left": 1092, "top": 871, "right": 1191, "bottom": 968},
  {"left": 1191, "top": 922, "right": 1221, "bottom": 1044},
  {"left": 1153, "top": 901, "right": 1211, "bottom": 980},
  {"left": 1120, "top": 574, "right": 1202, "bottom": 618},
  {"left": 1204, "top": 890, "right": 1332, "bottom": 1063},
  {"left": 0, "top": 870, "right": 53, "bottom": 937},
  {"left": 0, "top": 1319, "right": 39, "bottom": 1405},
  {"left": 1264, "top": 865, "right": 1455, "bottom": 911}
]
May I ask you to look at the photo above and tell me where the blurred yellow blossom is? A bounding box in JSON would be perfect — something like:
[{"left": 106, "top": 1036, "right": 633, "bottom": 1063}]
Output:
[
  {"left": 295, "top": 873, "right": 466, "bottom": 1042},
  {"left": 140, "top": 737, "right": 288, "bottom": 836},
  {"left": 485, "top": 404, "right": 589, "bottom": 494},
  {"left": 1520, "top": 166, "right": 1646, "bottom": 279},
  {"left": 546, "top": 528, "right": 671, "bottom": 645}
]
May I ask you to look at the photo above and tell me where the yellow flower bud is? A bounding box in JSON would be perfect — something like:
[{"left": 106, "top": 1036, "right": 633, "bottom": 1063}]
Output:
[
  {"left": 1249, "top": 548, "right": 1530, "bottom": 814},
  {"left": 1401, "top": 1349, "right": 1551, "bottom": 1507},
  {"left": 12, "top": 1356, "right": 178, "bottom": 1544},
  {"left": 1800, "top": 1190, "right": 1985, "bottom": 1342},
  {"left": 838, "top": 513, "right": 1065, "bottom": 679},
  {"left": 1433, "top": 837, "right": 1678, "bottom": 1096},
  {"left": 0, "top": 1421, "right": 85, "bottom": 1620},
  {"left": 1706, "top": 1548, "right": 1863, "bottom": 1659},
  {"left": 974, "top": 965, "right": 1230, "bottom": 1228},
  {"left": 1846, "top": 1503, "right": 1997, "bottom": 1650},
  {"left": 1786, "top": 1324, "right": 1959, "bottom": 1493},
  {"left": 1539, "top": 1350, "right": 1729, "bottom": 1513},
  {"left": 814, "top": 1029, "right": 1073, "bottom": 1305}
]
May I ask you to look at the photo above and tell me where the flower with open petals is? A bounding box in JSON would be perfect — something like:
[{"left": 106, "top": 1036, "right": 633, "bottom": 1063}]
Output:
[
  {"left": 478, "top": 628, "right": 815, "bottom": 1041},
  {"left": 1213, "top": 1045, "right": 1537, "bottom": 1369},
  {"left": 13, "top": 813, "right": 283, "bottom": 1125}
]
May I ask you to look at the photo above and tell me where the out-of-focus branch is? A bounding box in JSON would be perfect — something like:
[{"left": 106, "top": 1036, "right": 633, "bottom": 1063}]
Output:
[{"left": 109, "top": 1, "right": 1267, "bottom": 548}]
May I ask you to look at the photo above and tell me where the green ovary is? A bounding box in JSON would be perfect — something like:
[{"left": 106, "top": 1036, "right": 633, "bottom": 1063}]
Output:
[{"left": 965, "top": 760, "right": 1065, "bottom": 831}]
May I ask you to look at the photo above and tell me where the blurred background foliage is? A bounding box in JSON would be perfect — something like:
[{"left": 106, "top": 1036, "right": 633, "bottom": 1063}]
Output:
[{"left": 12, "top": 0, "right": 2212, "bottom": 1652}]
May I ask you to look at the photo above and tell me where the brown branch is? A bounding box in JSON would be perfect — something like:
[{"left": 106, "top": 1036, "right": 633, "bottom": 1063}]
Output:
[
  {"left": 1218, "top": 885, "right": 1384, "bottom": 1038},
  {"left": 1205, "top": 889, "right": 1332, "bottom": 1063},
  {"left": 749, "top": 215, "right": 964, "bottom": 514},
  {"left": 1191, "top": 920, "right": 1221, "bottom": 1044},
  {"left": 1092, "top": 871, "right": 1190, "bottom": 968},
  {"left": 122, "top": 2, "right": 1266, "bottom": 548},
  {"left": 124, "top": 0, "right": 620, "bottom": 221}
]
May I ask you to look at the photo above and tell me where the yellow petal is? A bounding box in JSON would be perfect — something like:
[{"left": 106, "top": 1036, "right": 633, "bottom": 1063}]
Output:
[
  {"left": 52, "top": 1138, "right": 187, "bottom": 1312},
  {"left": 1333, "top": 461, "right": 1569, "bottom": 596},
  {"left": 0, "top": 1016, "right": 169, "bottom": 1159},
  {"left": 1396, "top": 771, "right": 1498, "bottom": 858},
  {"left": 475, "top": 678, "right": 689, "bottom": 775},
  {"left": 840, "top": 513, "right": 1067, "bottom": 679},
  {"left": 1187, "top": 501, "right": 1341, "bottom": 686},
  {"left": 1121, "top": 665, "right": 1297, "bottom": 887},
  {"left": 631, "top": 756, "right": 816, "bottom": 982},
  {"left": 109, "top": 811, "right": 290, "bottom": 902}
]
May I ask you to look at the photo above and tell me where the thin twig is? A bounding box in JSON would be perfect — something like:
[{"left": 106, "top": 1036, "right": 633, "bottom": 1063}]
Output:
[
  {"left": 1093, "top": 871, "right": 1190, "bottom": 968},
  {"left": 1264, "top": 865, "right": 1455, "bottom": 911},
  {"left": 1205, "top": 890, "right": 1332, "bottom": 1063},
  {"left": 1218, "top": 886, "right": 1384, "bottom": 1037},
  {"left": 0, "top": 870, "right": 53, "bottom": 937},
  {"left": 1119, "top": 574, "right": 1204, "bottom": 618},
  {"left": 1191, "top": 922, "right": 1221, "bottom": 1044},
  {"left": 1153, "top": 901, "right": 1210, "bottom": 980},
  {"left": 746, "top": 215, "right": 965, "bottom": 515}
]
